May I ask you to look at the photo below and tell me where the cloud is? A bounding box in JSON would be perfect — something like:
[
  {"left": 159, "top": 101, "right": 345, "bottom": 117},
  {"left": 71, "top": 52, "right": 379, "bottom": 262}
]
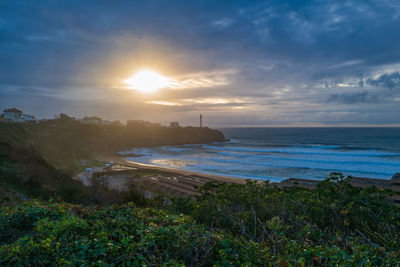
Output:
[
  {"left": 367, "top": 72, "right": 400, "bottom": 90},
  {"left": 167, "top": 69, "right": 237, "bottom": 90},
  {"left": 147, "top": 97, "right": 248, "bottom": 107},
  {"left": 1, "top": 0, "right": 400, "bottom": 125},
  {"left": 147, "top": 100, "right": 182, "bottom": 106},
  {"left": 326, "top": 91, "right": 378, "bottom": 104},
  {"left": 211, "top": 18, "right": 234, "bottom": 29}
]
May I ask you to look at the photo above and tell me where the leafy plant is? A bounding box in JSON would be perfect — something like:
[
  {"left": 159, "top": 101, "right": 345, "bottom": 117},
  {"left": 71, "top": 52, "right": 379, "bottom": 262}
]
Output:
[
  {"left": 171, "top": 173, "right": 400, "bottom": 265},
  {"left": 0, "top": 201, "right": 270, "bottom": 266}
]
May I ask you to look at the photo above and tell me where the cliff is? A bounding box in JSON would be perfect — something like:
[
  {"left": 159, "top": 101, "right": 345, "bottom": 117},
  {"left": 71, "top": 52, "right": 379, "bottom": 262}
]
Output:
[{"left": 0, "top": 118, "right": 224, "bottom": 175}]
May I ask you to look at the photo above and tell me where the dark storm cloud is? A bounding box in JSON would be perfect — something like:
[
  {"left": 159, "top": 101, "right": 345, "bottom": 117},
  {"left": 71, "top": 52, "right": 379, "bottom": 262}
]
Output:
[
  {"left": 1, "top": 0, "right": 400, "bottom": 125},
  {"left": 367, "top": 72, "right": 400, "bottom": 91},
  {"left": 327, "top": 91, "right": 378, "bottom": 104}
]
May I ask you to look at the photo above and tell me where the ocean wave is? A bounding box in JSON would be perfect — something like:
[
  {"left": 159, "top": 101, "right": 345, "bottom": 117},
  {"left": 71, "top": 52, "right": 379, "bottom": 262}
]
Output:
[
  {"left": 214, "top": 151, "right": 400, "bottom": 167},
  {"left": 222, "top": 141, "right": 341, "bottom": 149},
  {"left": 127, "top": 149, "right": 397, "bottom": 177},
  {"left": 225, "top": 139, "right": 239, "bottom": 144},
  {"left": 208, "top": 157, "right": 396, "bottom": 176},
  {"left": 202, "top": 145, "right": 400, "bottom": 157},
  {"left": 160, "top": 146, "right": 194, "bottom": 152},
  {"left": 121, "top": 139, "right": 400, "bottom": 180}
]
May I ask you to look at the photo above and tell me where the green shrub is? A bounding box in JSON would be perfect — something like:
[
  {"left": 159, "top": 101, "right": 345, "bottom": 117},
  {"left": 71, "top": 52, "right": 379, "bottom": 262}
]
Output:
[
  {"left": 0, "top": 201, "right": 270, "bottom": 266},
  {"left": 171, "top": 173, "right": 400, "bottom": 265},
  {"left": 1, "top": 174, "right": 399, "bottom": 265}
]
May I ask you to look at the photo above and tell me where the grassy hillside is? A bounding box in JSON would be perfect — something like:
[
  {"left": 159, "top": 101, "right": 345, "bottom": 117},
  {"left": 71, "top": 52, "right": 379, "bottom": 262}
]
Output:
[
  {"left": 0, "top": 119, "right": 224, "bottom": 201},
  {"left": 0, "top": 138, "right": 87, "bottom": 203},
  {"left": 0, "top": 119, "right": 224, "bottom": 171}
]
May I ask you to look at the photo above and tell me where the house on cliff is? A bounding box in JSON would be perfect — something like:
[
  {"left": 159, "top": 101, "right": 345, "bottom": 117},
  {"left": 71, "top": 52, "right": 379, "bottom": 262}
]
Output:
[
  {"left": 3, "top": 108, "right": 23, "bottom": 122},
  {"left": 2, "top": 108, "right": 36, "bottom": 123}
]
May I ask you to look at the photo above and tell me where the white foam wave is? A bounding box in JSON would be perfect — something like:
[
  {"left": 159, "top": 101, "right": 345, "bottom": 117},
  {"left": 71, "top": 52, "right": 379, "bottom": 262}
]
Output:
[
  {"left": 202, "top": 145, "right": 400, "bottom": 157},
  {"left": 215, "top": 151, "right": 400, "bottom": 167},
  {"left": 122, "top": 142, "right": 400, "bottom": 181}
]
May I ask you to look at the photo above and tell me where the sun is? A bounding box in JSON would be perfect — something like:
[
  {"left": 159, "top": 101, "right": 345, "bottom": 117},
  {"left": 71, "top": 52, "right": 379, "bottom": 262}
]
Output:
[{"left": 124, "top": 70, "right": 170, "bottom": 93}]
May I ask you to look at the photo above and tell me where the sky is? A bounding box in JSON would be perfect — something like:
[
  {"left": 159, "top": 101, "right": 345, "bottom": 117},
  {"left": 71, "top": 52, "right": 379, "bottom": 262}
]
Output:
[{"left": 1, "top": 0, "right": 400, "bottom": 127}]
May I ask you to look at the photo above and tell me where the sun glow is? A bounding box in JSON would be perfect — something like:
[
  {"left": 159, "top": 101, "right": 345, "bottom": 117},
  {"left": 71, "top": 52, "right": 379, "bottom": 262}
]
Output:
[{"left": 124, "top": 70, "right": 170, "bottom": 93}]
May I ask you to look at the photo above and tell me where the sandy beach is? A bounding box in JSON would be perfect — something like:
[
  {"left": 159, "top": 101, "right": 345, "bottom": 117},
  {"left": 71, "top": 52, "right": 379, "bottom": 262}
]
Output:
[
  {"left": 72, "top": 153, "right": 250, "bottom": 198},
  {"left": 76, "top": 152, "right": 400, "bottom": 201},
  {"left": 99, "top": 153, "right": 247, "bottom": 183}
]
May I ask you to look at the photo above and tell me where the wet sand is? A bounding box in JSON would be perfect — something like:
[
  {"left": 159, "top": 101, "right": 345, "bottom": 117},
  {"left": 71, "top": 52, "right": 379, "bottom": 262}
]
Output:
[
  {"left": 98, "top": 153, "right": 248, "bottom": 184},
  {"left": 81, "top": 153, "right": 399, "bottom": 202},
  {"left": 77, "top": 153, "right": 249, "bottom": 198}
]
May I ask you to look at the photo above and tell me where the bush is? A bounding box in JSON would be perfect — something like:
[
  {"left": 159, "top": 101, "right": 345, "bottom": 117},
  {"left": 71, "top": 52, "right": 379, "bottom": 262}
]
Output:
[
  {"left": 1, "top": 174, "right": 399, "bottom": 265},
  {"left": 0, "top": 201, "right": 270, "bottom": 265},
  {"left": 171, "top": 173, "right": 400, "bottom": 265}
]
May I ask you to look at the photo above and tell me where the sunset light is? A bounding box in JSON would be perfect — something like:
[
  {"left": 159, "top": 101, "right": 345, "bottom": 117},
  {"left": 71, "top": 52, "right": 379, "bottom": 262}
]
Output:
[
  {"left": 124, "top": 70, "right": 170, "bottom": 93},
  {"left": 2, "top": 1, "right": 400, "bottom": 265}
]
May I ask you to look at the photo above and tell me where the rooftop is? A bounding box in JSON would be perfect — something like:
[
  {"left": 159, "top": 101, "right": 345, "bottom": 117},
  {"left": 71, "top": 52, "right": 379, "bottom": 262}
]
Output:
[{"left": 3, "top": 108, "right": 23, "bottom": 113}]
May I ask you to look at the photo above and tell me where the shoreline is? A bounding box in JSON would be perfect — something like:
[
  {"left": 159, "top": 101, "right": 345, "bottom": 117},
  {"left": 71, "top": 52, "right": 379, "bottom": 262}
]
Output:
[
  {"left": 124, "top": 159, "right": 249, "bottom": 184},
  {"left": 93, "top": 153, "right": 400, "bottom": 197},
  {"left": 81, "top": 152, "right": 252, "bottom": 198},
  {"left": 97, "top": 153, "right": 248, "bottom": 184}
]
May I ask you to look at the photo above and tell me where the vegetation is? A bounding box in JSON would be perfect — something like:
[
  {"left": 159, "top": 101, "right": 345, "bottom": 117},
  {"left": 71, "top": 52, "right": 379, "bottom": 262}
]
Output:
[
  {"left": 0, "top": 118, "right": 224, "bottom": 202},
  {"left": 0, "top": 201, "right": 270, "bottom": 266},
  {"left": 0, "top": 137, "right": 90, "bottom": 203},
  {"left": 0, "top": 117, "right": 224, "bottom": 172},
  {"left": 1, "top": 174, "right": 399, "bottom": 265},
  {"left": 1, "top": 120, "right": 399, "bottom": 265},
  {"left": 172, "top": 173, "right": 400, "bottom": 265}
]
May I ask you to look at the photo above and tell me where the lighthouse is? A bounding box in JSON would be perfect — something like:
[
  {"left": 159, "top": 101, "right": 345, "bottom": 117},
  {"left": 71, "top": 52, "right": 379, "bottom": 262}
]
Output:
[{"left": 200, "top": 114, "right": 203, "bottom": 128}]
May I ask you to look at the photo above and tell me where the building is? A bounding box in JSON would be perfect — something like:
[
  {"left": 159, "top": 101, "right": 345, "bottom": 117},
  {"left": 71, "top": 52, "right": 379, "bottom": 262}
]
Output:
[
  {"left": 3, "top": 108, "right": 23, "bottom": 122},
  {"left": 200, "top": 114, "right": 203, "bottom": 128},
  {"left": 170, "top": 121, "right": 180, "bottom": 128},
  {"left": 2, "top": 108, "right": 35, "bottom": 123}
]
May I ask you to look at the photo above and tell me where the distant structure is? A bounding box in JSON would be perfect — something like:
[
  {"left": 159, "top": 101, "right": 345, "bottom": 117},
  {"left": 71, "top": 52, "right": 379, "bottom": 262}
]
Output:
[
  {"left": 2, "top": 108, "right": 35, "bottom": 123},
  {"left": 78, "top": 116, "right": 123, "bottom": 126},
  {"left": 127, "top": 120, "right": 161, "bottom": 127},
  {"left": 200, "top": 114, "right": 203, "bottom": 128},
  {"left": 80, "top": 116, "right": 102, "bottom": 125},
  {"left": 3, "top": 108, "right": 23, "bottom": 122},
  {"left": 170, "top": 121, "right": 180, "bottom": 128}
]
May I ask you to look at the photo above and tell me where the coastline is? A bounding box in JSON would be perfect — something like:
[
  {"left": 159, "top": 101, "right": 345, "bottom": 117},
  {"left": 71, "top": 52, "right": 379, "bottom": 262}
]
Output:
[
  {"left": 125, "top": 159, "right": 248, "bottom": 184},
  {"left": 92, "top": 153, "right": 400, "bottom": 201},
  {"left": 97, "top": 153, "right": 248, "bottom": 184}
]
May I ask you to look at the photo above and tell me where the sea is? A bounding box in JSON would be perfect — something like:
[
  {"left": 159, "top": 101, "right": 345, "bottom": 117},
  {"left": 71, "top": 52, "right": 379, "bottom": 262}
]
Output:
[{"left": 122, "top": 128, "right": 400, "bottom": 182}]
